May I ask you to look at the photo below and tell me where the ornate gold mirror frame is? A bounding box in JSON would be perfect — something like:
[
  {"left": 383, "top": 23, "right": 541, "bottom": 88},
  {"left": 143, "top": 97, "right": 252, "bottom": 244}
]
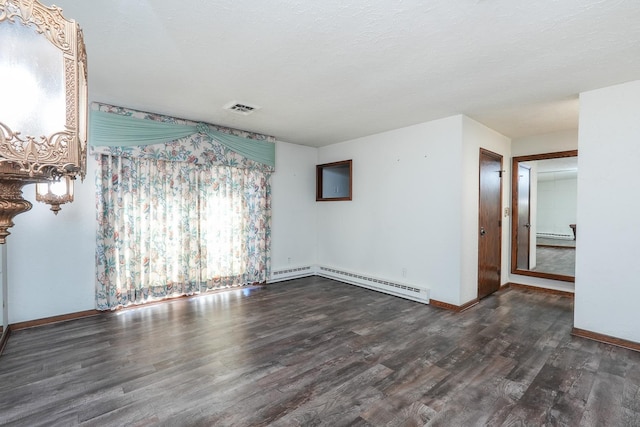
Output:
[{"left": 0, "top": 0, "right": 87, "bottom": 242}]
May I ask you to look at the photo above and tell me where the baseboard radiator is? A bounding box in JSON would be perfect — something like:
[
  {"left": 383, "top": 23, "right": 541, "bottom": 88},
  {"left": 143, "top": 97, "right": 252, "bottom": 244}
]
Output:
[
  {"left": 537, "top": 232, "right": 573, "bottom": 240},
  {"left": 317, "top": 266, "right": 429, "bottom": 304},
  {"left": 270, "top": 266, "right": 315, "bottom": 283}
]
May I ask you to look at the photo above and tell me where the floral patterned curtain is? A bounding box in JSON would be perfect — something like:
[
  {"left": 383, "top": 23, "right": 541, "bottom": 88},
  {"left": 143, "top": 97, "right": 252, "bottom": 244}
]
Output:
[{"left": 94, "top": 105, "right": 273, "bottom": 310}]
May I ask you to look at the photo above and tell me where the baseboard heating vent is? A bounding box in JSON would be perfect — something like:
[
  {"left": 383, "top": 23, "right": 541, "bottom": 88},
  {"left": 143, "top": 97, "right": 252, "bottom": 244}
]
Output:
[
  {"left": 270, "top": 266, "right": 314, "bottom": 283},
  {"left": 537, "top": 232, "right": 573, "bottom": 240},
  {"left": 318, "top": 266, "right": 429, "bottom": 304}
]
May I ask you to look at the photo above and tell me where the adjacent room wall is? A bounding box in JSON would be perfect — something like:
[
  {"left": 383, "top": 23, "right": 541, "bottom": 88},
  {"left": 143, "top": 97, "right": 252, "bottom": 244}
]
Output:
[
  {"left": 7, "top": 155, "right": 98, "bottom": 324},
  {"left": 575, "top": 79, "right": 640, "bottom": 343},
  {"left": 536, "top": 174, "right": 577, "bottom": 237},
  {"left": 270, "top": 141, "right": 318, "bottom": 275},
  {"left": 509, "top": 129, "right": 578, "bottom": 292}
]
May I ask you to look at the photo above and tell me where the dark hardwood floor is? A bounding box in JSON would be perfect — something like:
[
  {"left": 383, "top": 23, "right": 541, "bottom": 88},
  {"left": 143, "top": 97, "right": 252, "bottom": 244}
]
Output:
[{"left": 1, "top": 276, "right": 639, "bottom": 426}]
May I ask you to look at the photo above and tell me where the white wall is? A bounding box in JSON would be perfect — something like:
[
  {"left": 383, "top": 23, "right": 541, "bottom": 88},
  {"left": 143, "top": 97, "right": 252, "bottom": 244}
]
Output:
[
  {"left": 537, "top": 176, "right": 577, "bottom": 237},
  {"left": 460, "top": 117, "right": 511, "bottom": 304},
  {"left": 317, "top": 116, "right": 463, "bottom": 304},
  {"left": 511, "top": 129, "right": 578, "bottom": 157},
  {"left": 270, "top": 141, "right": 318, "bottom": 272},
  {"left": 575, "top": 80, "right": 640, "bottom": 343},
  {"left": 7, "top": 156, "right": 97, "bottom": 323},
  {"left": 509, "top": 130, "right": 578, "bottom": 292},
  {"left": 316, "top": 115, "right": 510, "bottom": 306}
]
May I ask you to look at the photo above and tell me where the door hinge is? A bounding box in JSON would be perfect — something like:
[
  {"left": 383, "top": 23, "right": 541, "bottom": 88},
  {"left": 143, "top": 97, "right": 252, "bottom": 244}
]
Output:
[
  {"left": 497, "top": 268, "right": 501, "bottom": 276},
  {"left": 498, "top": 219, "right": 502, "bottom": 227}
]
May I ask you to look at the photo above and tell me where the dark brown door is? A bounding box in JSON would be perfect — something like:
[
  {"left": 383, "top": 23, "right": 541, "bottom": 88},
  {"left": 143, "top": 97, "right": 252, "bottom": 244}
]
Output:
[
  {"left": 478, "top": 148, "right": 503, "bottom": 299},
  {"left": 516, "top": 164, "right": 531, "bottom": 270}
]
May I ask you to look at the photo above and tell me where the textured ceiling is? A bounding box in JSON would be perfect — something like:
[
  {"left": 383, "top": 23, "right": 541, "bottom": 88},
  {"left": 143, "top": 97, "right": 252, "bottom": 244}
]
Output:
[{"left": 52, "top": 0, "right": 640, "bottom": 147}]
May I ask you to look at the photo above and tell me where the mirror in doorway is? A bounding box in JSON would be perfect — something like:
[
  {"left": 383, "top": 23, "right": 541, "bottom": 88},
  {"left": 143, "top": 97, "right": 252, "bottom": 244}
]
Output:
[{"left": 511, "top": 150, "right": 577, "bottom": 282}]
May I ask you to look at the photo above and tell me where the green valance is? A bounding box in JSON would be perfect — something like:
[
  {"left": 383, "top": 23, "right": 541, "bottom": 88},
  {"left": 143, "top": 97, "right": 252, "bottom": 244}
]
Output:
[{"left": 89, "top": 109, "right": 276, "bottom": 168}]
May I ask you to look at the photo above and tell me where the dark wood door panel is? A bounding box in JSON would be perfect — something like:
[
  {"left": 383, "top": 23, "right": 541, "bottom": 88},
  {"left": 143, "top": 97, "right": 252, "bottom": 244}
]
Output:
[{"left": 478, "top": 148, "right": 503, "bottom": 299}]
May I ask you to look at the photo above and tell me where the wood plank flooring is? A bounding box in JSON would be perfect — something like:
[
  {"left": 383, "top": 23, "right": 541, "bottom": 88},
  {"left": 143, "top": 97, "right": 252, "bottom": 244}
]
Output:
[
  {"left": 0, "top": 276, "right": 639, "bottom": 426},
  {"left": 532, "top": 246, "right": 576, "bottom": 277}
]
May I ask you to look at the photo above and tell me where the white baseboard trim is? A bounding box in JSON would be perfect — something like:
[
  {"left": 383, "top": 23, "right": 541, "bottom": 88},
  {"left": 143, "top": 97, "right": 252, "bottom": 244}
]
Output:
[{"left": 316, "top": 265, "right": 430, "bottom": 304}]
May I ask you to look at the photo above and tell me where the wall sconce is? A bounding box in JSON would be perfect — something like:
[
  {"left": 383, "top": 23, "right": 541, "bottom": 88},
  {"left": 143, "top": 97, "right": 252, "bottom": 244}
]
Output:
[
  {"left": 0, "top": 0, "right": 87, "bottom": 242},
  {"left": 35, "top": 176, "right": 74, "bottom": 215}
]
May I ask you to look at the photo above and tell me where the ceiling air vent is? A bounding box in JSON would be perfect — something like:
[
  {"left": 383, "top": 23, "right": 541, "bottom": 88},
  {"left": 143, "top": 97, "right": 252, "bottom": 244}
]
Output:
[{"left": 223, "top": 101, "right": 261, "bottom": 115}]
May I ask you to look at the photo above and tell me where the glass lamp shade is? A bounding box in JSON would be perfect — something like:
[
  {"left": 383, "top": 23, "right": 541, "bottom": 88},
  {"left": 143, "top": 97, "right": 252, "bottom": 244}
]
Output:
[
  {"left": 35, "top": 176, "right": 74, "bottom": 215},
  {"left": 0, "top": 0, "right": 87, "bottom": 241}
]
